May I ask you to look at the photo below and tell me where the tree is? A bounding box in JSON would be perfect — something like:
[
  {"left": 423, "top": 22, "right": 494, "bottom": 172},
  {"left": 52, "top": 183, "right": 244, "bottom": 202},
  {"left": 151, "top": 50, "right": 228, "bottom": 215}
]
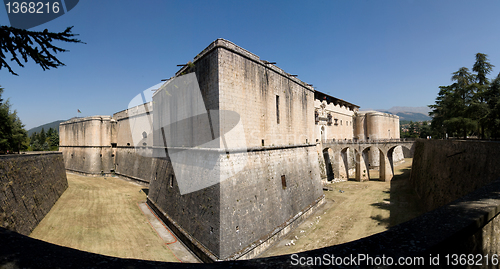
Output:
[
  {"left": 0, "top": 26, "right": 84, "bottom": 75},
  {"left": 39, "top": 128, "right": 46, "bottom": 146},
  {"left": 470, "top": 53, "right": 494, "bottom": 138},
  {"left": 0, "top": 86, "right": 27, "bottom": 153},
  {"left": 430, "top": 53, "right": 499, "bottom": 139},
  {"left": 430, "top": 67, "right": 475, "bottom": 139},
  {"left": 485, "top": 72, "right": 500, "bottom": 138}
]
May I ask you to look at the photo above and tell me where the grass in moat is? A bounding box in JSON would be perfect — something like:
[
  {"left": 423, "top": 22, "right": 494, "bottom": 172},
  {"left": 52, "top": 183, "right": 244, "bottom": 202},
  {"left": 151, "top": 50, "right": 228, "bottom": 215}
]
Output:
[
  {"left": 261, "top": 158, "right": 425, "bottom": 257},
  {"left": 30, "top": 173, "right": 178, "bottom": 262}
]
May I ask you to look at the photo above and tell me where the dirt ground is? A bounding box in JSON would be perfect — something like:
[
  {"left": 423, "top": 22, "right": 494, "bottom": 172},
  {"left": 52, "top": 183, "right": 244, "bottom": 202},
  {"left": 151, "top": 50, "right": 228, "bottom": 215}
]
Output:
[
  {"left": 30, "top": 159, "right": 421, "bottom": 262},
  {"left": 30, "top": 173, "right": 179, "bottom": 262},
  {"left": 260, "top": 158, "right": 424, "bottom": 257}
]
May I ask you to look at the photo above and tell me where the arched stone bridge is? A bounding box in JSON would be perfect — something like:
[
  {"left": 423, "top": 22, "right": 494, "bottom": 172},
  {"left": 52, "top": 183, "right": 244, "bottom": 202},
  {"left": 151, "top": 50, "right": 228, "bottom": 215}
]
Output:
[{"left": 321, "top": 139, "right": 415, "bottom": 182}]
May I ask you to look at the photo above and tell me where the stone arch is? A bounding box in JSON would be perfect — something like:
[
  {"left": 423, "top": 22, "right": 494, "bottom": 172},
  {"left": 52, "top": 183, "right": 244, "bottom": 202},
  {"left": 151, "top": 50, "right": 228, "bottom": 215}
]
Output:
[
  {"left": 355, "top": 147, "right": 372, "bottom": 181},
  {"left": 379, "top": 148, "right": 393, "bottom": 182},
  {"left": 322, "top": 148, "right": 334, "bottom": 181},
  {"left": 397, "top": 142, "right": 415, "bottom": 158},
  {"left": 339, "top": 147, "right": 353, "bottom": 180}
]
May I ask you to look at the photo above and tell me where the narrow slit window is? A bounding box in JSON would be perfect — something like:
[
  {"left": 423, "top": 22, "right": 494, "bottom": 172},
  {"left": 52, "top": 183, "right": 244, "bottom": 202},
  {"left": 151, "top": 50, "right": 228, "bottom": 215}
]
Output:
[
  {"left": 281, "top": 175, "right": 286, "bottom": 189},
  {"left": 169, "top": 175, "right": 174, "bottom": 188},
  {"left": 276, "top": 95, "right": 280, "bottom": 124}
]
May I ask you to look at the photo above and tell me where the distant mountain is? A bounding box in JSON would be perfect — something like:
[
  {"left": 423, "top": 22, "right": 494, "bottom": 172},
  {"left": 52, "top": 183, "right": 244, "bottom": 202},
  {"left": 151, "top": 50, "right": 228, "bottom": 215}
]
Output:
[
  {"left": 386, "top": 106, "right": 431, "bottom": 115},
  {"left": 27, "top": 120, "right": 67, "bottom": 136},
  {"left": 372, "top": 106, "right": 432, "bottom": 122},
  {"left": 393, "top": 112, "right": 431, "bottom": 122}
]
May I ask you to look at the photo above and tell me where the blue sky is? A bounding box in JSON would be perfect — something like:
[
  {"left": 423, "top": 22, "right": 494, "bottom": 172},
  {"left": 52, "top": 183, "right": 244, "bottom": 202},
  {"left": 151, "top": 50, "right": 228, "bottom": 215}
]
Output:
[{"left": 1, "top": 0, "right": 500, "bottom": 130}]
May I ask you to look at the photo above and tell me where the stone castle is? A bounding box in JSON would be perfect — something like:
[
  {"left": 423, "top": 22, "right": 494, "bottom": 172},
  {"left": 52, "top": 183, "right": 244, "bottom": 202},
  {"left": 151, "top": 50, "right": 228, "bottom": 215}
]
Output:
[{"left": 59, "top": 39, "right": 402, "bottom": 261}]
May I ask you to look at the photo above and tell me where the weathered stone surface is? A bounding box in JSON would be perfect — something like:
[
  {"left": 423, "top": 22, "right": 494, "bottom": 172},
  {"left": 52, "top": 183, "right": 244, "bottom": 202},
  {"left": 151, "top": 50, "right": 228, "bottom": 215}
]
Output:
[
  {"left": 0, "top": 152, "right": 68, "bottom": 236},
  {"left": 148, "top": 39, "right": 324, "bottom": 261},
  {"left": 410, "top": 139, "right": 500, "bottom": 212}
]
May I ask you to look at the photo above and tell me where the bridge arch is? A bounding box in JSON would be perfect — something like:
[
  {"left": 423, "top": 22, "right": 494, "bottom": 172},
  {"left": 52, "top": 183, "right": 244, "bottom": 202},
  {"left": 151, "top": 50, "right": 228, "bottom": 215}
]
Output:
[
  {"left": 321, "top": 140, "right": 415, "bottom": 183},
  {"left": 322, "top": 148, "right": 334, "bottom": 181}
]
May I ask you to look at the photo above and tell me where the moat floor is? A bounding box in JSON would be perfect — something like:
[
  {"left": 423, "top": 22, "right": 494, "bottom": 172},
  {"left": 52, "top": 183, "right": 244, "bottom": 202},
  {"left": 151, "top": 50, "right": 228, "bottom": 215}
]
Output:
[
  {"left": 260, "top": 158, "right": 424, "bottom": 258},
  {"left": 30, "top": 173, "right": 181, "bottom": 262},
  {"left": 30, "top": 160, "right": 421, "bottom": 262}
]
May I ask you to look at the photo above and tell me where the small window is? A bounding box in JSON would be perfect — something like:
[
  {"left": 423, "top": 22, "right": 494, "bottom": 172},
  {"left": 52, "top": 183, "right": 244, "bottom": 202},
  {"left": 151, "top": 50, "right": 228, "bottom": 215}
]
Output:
[
  {"left": 142, "top": 131, "right": 147, "bottom": 138},
  {"left": 276, "top": 95, "right": 280, "bottom": 124},
  {"left": 111, "top": 143, "right": 117, "bottom": 148},
  {"left": 327, "top": 114, "right": 332, "bottom": 125},
  {"left": 315, "top": 111, "right": 319, "bottom": 123},
  {"left": 169, "top": 174, "right": 174, "bottom": 188},
  {"left": 126, "top": 143, "right": 130, "bottom": 146},
  {"left": 281, "top": 175, "right": 287, "bottom": 189},
  {"left": 262, "top": 139, "right": 265, "bottom": 146}
]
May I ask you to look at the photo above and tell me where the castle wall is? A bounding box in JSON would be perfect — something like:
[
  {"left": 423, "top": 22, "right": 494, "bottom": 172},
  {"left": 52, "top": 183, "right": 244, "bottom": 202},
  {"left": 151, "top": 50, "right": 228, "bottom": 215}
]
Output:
[
  {"left": 0, "top": 152, "right": 68, "bottom": 236},
  {"left": 59, "top": 116, "right": 114, "bottom": 175},
  {"left": 148, "top": 39, "right": 324, "bottom": 261},
  {"left": 410, "top": 139, "right": 500, "bottom": 212},
  {"left": 216, "top": 41, "right": 323, "bottom": 259},
  {"left": 217, "top": 41, "right": 314, "bottom": 147},
  {"left": 219, "top": 146, "right": 323, "bottom": 259},
  {"left": 148, "top": 42, "right": 222, "bottom": 261},
  {"left": 355, "top": 111, "right": 403, "bottom": 167},
  {"left": 112, "top": 103, "right": 154, "bottom": 184},
  {"left": 314, "top": 99, "right": 355, "bottom": 142}
]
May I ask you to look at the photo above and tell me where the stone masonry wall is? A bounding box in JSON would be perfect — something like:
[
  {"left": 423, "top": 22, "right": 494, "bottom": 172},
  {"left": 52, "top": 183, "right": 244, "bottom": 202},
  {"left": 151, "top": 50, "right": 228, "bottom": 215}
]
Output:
[
  {"left": 219, "top": 145, "right": 323, "bottom": 260},
  {"left": 314, "top": 99, "right": 356, "bottom": 142},
  {"left": 216, "top": 40, "right": 323, "bottom": 259},
  {"left": 148, "top": 39, "right": 324, "bottom": 261},
  {"left": 59, "top": 116, "right": 114, "bottom": 175},
  {"left": 217, "top": 40, "right": 314, "bottom": 147},
  {"left": 410, "top": 139, "right": 500, "bottom": 212},
  {"left": 148, "top": 40, "right": 221, "bottom": 261},
  {"left": 113, "top": 104, "right": 155, "bottom": 184},
  {"left": 0, "top": 152, "right": 68, "bottom": 236}
]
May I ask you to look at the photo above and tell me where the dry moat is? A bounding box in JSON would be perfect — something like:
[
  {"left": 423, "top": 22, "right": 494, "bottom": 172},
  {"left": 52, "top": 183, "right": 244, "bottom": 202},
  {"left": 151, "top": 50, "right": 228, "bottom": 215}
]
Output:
[{"left": 29, "top": 158, "right": 423, "bottom": 262}]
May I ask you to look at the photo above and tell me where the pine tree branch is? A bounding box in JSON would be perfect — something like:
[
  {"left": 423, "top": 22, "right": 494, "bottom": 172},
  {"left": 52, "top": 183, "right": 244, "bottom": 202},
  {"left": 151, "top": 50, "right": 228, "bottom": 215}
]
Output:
[{"left": 0, "top": 26, "right": 84, "bottom": 75}]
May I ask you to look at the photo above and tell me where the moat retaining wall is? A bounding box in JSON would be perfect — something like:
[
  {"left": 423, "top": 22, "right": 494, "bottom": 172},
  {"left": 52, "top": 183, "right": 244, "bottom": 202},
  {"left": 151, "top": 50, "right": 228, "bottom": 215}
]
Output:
[
  {"left": 410, "top": 139, "right": 500, "bottom": 212},
  {"left": 4, "top": 176, "right": 500, "bottom": 268},
  {"left": 0, "top": 152, "right": 68, "bottom": 236}
]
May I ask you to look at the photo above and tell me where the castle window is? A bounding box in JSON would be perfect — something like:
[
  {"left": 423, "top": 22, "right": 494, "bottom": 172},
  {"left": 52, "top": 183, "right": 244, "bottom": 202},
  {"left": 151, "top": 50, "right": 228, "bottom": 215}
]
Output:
[
  {"left": 334, "top": 118, "right": 338, "bottom": 125},
  {"left": 276, "top": 95, "right": 280, "bottom": 124},
  {"left": 169, "top": 174, "right": 174, "bottom": 188},
  {"left": 281, "top": 175, "right": 287, "bottom": 189},
  {"left": 111, "top": 143, "right": 117, "bottom": 148},
  {"left": 315, "top": 111, "right": 319, "bottom": 123},
  {"left": 327, "top": 114, "right": 332, "bottom": 125}
]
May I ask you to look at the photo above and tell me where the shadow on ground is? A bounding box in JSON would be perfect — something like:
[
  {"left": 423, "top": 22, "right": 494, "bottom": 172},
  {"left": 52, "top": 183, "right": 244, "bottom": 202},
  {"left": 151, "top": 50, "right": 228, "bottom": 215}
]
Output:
[{"left": 369, "top": 164, "right": 426, "bottom": 228}]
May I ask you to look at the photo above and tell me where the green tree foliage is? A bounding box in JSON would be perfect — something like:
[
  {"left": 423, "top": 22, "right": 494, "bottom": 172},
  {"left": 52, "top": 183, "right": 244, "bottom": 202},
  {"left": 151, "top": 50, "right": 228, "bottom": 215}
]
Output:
[
  {"left": 485, "top": 73, "right": 500, "bottom": 138},
  {"left": 430, "top": 53, "right": 499, "bottom": 139},
  {"left": 29, "top": 127, "right": 59, "bottom": 151},
  {"left": 0, "top": 86, "right": 27, "bottom": 153},
  {"left": 0, "top": 26, "right": 84, "bottom": 75}
]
